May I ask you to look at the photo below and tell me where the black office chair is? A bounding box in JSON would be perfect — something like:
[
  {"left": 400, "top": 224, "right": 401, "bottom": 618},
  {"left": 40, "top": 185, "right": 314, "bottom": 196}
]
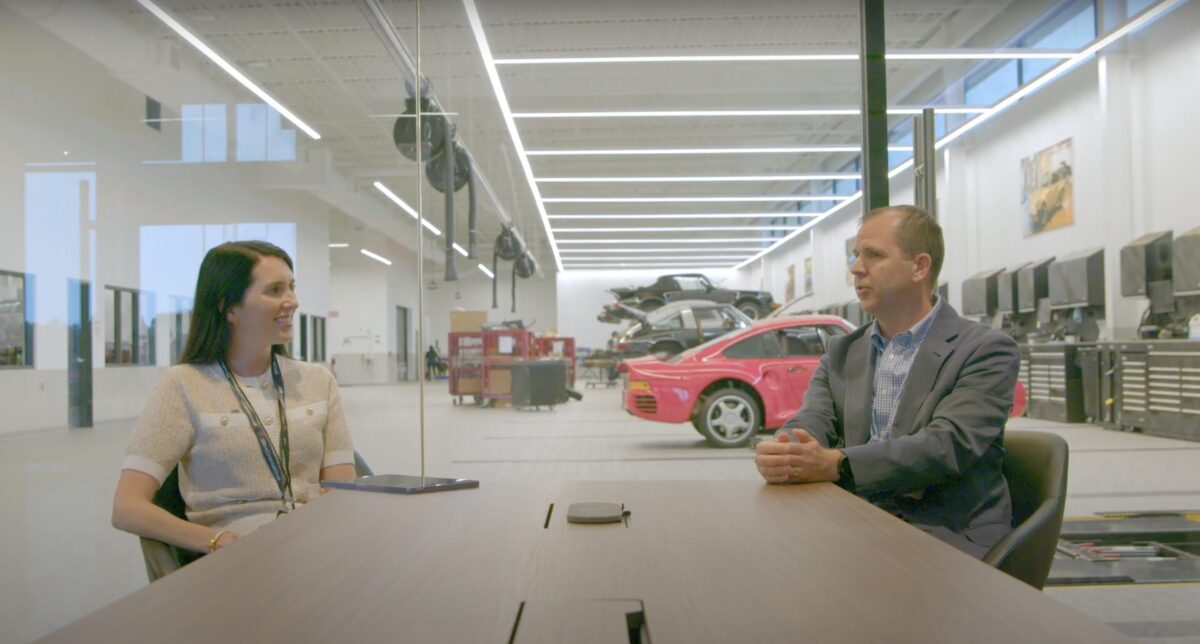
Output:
[
  {"left": 140, "top": 452, "right": 375, "bottom": 582},
  {"left": 982, "top": 431, "right": 1069, "bottom": 590}
]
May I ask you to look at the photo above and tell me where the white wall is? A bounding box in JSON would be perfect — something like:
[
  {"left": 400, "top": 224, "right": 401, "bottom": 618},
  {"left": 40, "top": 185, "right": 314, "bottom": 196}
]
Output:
[
  {"left": 0, "top": 7, "right": 334, "bottom": 433},
  {"left": 746, "top": 3, "right": 1200, "bottom": 339},
  {"left": 556, "top": 269, "right": 739, "bottom": 350}
]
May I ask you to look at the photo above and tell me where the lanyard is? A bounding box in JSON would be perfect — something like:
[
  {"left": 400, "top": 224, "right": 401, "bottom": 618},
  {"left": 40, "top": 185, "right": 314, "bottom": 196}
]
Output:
[{"left": 219, "top": 355, "right": 295, "bottom": 513}]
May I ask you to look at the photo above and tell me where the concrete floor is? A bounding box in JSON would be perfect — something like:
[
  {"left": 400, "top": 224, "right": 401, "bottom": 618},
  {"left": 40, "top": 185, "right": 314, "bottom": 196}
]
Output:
[{"left": 2, "top": 381, "right": 1199, "bottom": 642}]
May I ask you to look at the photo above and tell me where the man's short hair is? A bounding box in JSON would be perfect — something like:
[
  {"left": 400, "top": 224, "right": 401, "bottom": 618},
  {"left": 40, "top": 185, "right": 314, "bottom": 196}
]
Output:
[{"left": 862, "top": 205, "right": 944, "bottom": 285}]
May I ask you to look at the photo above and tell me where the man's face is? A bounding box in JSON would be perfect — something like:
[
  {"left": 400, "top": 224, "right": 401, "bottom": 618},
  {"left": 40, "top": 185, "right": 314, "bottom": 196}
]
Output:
[{"left": 851, "top": 211, "right": 930, "bottom": 316}]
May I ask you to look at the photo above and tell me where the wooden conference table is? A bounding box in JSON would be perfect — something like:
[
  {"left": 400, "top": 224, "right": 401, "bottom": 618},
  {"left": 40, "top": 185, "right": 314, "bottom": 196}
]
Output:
[{"left": 41, "top": 481, "right": 1130, "bottom": 643}]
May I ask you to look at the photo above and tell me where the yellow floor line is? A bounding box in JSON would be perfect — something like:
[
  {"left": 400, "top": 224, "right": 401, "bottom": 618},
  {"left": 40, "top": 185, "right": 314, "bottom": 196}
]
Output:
[{"left": 1046, "top": 581, "right": 1200, "bottom": 590}]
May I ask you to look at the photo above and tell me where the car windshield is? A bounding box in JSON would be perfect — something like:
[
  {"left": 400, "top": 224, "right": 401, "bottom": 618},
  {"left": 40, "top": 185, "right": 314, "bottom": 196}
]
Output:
[{"left": 665, "top": 324, "right": 760, "bottom": 364}]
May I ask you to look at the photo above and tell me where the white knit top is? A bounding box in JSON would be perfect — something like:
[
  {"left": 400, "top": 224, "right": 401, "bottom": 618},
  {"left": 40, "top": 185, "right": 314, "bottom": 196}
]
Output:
[{"left": 122, "top": 358, "right": 355, "bottom": 534}]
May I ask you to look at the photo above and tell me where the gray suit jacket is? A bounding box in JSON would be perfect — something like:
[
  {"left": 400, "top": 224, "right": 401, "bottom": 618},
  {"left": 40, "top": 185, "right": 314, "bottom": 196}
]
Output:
[{"left": 785, "top": 302, "right": 1020, "bottom": 558}]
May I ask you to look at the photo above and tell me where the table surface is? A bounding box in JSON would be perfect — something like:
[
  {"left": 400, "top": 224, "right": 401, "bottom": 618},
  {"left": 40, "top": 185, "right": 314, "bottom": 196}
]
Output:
[{"left": 40, "top": 480, "right": 1131, "bottom": 643}]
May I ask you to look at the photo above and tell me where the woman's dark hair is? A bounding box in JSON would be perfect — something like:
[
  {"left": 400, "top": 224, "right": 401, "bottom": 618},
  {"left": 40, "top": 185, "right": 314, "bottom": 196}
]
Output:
[{"left": 179, "top": 241, "right": 294, "bottom": 365}]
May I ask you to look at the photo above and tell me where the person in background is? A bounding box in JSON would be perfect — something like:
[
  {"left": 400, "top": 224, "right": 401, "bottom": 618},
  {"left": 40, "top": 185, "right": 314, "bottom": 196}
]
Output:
[
  {"left": 112, "top": 241, "right": 356, "bottom": 555},
  {"left": 755, "top": 206, "right": 1020, "bottom": 558}
]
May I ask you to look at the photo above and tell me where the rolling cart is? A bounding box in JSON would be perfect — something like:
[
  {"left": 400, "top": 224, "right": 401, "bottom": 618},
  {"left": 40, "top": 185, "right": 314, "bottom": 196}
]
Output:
[{"left": 448, "top": 332, "right": 484, "bottom": 405}]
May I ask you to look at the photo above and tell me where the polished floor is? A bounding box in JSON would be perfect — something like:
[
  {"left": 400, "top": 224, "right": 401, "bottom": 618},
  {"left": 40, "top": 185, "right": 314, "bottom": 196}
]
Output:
[{"left": 2, "top": 381, "right": 1199, "bottom": 642}]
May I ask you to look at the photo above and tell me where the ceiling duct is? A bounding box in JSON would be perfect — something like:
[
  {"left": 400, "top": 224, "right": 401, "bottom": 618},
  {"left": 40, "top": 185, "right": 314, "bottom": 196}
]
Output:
[
  {"left": 393, "top": 96, "right": 448, "bottom": 161},
  {"left": 493, "top": 226, "right": 525, "bottom": 309},
  {"left": 511, "top": 251, "right": 538, "bottom": 313},
  {"left": 426, "top": 141, "right": 470, "bottom": 193}
]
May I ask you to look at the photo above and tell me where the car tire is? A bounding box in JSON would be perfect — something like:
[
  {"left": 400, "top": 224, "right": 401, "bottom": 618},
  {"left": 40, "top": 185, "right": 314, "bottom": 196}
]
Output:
[
  {"left": 736, "top": 300, "right": 766, "bottom": 320},
  {"left": 638, "top": 300, "right": 663, "bottom": 313},
  {"left": 696, "top": 388, "right": 760, "bottom": 448},
  {"left": 649, "top": 341, "right": 683, "bottom": 359}
]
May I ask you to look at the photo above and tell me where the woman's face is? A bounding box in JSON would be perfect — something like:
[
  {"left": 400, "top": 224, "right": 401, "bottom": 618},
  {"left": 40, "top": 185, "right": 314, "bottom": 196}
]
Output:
[{"left": 226, "top": 256, "right": 298, "bottom": 351}]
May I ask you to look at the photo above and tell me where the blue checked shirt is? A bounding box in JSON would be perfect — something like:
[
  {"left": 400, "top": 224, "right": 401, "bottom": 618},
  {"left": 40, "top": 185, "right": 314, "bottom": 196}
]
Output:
[{"left": 868, "top": 296, "right": 943, "bottom": 442}]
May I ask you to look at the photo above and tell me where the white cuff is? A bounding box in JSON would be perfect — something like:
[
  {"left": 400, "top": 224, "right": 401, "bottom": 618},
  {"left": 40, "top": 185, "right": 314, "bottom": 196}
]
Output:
[{"left": 121, "top": 454, "right": 169, "bottom": 485}]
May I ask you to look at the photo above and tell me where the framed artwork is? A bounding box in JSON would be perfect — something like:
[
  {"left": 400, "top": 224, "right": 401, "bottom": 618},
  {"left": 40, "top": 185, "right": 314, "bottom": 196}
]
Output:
[
  {"left": 804, "top": 257, "right": 813, "bottom": 294},
  {"left": 1021, "top": 138, "right": 1074, "bottom": 236},
  {"left": 785, "top": 264, "right": 796, "bottom": 301}
]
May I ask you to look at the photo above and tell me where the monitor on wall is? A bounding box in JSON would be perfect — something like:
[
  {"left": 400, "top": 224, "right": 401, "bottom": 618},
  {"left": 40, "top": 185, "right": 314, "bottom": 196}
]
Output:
[
  {"left": 1016, "top": 258, "right": 1054, "bottom": 313},
  {"left": 961, "top": 268, "right": 1004, "bottom": 318},
  {"left": 1049, "top": 247, "right": 1105, "bottom": 310},
  {"left": 997, "top": 263, "right": 1027, "bottom": 314},
  {"left": 1120, "top": 230, "right": 1172, "bottom": 298},
  {"left": 1174, "top": 225, "right": 1200, "bottom": 296}
]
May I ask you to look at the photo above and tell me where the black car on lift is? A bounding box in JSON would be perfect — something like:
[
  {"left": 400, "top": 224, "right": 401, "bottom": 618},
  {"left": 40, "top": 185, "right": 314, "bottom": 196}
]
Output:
[
  {"left": 614, "top": 300, "right": 754, "bottom": 359},
  {"left": 605, "top": 273, "right": 776, "bottom": 320}
]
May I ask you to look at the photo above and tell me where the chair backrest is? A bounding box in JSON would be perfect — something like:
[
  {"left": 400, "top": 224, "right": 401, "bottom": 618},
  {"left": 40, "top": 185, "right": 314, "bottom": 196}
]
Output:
[
  {"left": 139, "top": 451, "right": 375, "bottom": 582},
  {"left": 982, "top": 431, "right": 1069, "bottom": 590}
]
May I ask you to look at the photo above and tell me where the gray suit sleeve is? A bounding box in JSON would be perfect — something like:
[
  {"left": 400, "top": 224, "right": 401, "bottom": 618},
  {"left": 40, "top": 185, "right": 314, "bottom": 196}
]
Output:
[
  {"left": 842, "top": 334, "right": 1020, "bottom": 496},
  {"left": 781, "top": 352, "right": 840, "bottom": 449}
]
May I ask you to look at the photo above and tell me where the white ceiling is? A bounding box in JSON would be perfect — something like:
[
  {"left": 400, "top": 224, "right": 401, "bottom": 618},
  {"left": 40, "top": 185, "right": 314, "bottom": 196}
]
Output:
[{"left": 98, "top": 0, "right": 1064, "bottom": 271}]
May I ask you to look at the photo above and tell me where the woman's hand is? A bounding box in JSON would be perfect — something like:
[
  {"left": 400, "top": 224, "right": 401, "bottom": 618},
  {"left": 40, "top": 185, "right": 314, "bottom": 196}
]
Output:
[{"left": 212, "top": 530, "right": 239, "bottom": 551}]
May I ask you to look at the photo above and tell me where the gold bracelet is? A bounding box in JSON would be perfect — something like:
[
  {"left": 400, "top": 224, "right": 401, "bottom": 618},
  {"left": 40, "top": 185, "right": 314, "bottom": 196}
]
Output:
[{"left": 209, "top": 530, "right": 231, "bottom": 553}]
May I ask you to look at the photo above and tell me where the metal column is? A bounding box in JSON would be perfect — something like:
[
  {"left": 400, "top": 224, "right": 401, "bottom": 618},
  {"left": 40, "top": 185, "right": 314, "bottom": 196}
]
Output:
[
  {"left": 913, "top": 107, "right": 937, "bottom": 219},
  {"left": 859, "top": 0, "right": 890, "bottom": 211}
]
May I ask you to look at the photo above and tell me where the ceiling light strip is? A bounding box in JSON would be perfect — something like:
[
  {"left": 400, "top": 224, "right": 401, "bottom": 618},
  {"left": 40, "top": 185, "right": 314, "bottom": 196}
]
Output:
[
  {"left": 464, "top": 0, "right": 563, "bottom": 271},
  {"left": 548, "top": 213, "right": 821, "bottom": 220},
  {"left": 360, "top": 249, "right": 393, "bottom": 266},
  {"left": 542, "top": 196, "right": 849, "bottom": 204},
  {"left": 136, "top": 0, "right": 320, "bottom": 140},
  {"left": 493, "top": 50, "right": 1073, "bottom": 65},
  {"left": 561, "top": 256, "right": 754, "bottom": 261},
  {"left": 554, "top": 226, "right": 799, "bottom": 233},
  {"left": 526, "top": 146, "right": 910, "bottom": 156},
  {"left": 478, "top": 264, "right": 495, "bottom": 279},
  {"left": 373, "top": 181, "right": 442, "bottom": 237},
  {"left": 538, "top": 174, "right": 860, "bottom": 183},
  {"left": 514, "top": 108, "right": 988, "bottom": 119},
  {"left": 560, "top": 247, "right": 767, "bottom": 254},
  {"left": 733, "top": 0, "right": 1183, "bottom": 271},
  {"left": 328, "top": 243, "right": 349, "bottom": 248},
  {"left": 559, "top": 238, "right": 772, "bottom": 244},
  {"left": 452, "top": 243, "right": 469, "bottom": 257}
]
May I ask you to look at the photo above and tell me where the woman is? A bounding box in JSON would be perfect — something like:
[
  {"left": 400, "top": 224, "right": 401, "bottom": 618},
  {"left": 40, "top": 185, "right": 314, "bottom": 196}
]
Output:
[{"left": 112, "top": 241, "right": 355, "bottom": 554}]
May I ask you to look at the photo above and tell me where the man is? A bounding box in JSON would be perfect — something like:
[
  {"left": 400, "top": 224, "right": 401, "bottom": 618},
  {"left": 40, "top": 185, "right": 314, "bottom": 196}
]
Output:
[{"left": 755, "top": 205, "right": 1020, "bottom": 558}]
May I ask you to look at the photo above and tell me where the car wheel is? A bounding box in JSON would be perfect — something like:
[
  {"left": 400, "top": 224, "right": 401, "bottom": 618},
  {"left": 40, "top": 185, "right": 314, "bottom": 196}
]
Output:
[
  {"left": 638, "top": 300, "right": 663, "bottom": 313},
  {"left": 697, "top": 388, "right": 760, "bottom": 448},
  {"left": 736, "top": 300, "right": 765, "bottom": 320},
  {"left": 649, "top": 341, "right": 683, "bottom": 359}
]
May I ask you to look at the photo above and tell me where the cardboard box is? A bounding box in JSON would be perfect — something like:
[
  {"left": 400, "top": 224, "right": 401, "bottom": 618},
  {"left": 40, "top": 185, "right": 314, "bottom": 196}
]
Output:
[
  {"left": 457, "top": 378, "right": 481, "bottom": 395},
  {"left": 486, "top": 368, "right": 512, "bottom": 395},
  {"left": 451, "top": 310, "right": 488, "bottom": 333}
]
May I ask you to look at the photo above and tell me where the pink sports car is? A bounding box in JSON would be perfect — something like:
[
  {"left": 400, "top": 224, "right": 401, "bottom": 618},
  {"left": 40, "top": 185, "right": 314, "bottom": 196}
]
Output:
[{"left": 621, "top": 315, "right": 1027, "bottom": 447}]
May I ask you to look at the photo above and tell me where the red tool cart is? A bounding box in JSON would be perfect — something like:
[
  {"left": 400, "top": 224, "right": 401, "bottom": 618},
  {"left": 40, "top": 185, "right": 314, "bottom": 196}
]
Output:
[
  {"left": 536, "top": 336, "right": 577, "bottom": 387},
  {"left": 447, "top": 331, "right": 484, "bottom": 405},
  {"left": 481, "top": 328, "right": 535, "bottom": 406}
]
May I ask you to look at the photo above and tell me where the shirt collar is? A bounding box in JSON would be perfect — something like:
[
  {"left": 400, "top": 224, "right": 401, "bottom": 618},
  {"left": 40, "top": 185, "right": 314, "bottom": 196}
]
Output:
[{"left": 870, "top": 295, "right": 942, "bottom": 350}]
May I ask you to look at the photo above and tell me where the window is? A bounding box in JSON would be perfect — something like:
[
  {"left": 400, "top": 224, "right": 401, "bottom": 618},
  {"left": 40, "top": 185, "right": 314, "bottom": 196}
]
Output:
[
  {"left": 170, "top": 296, "right": 192, "bottom": 364},
  {"left": 694, "top": 307, "right": 736, "bottom": 331},
  {"left": 965, "top": 60, "right": 1019, "bottom": 107},
  {"left": 105, "top": 286, "right": 156, "bottom": 365},
  {"left": 311, "top": 316, "right": 327, "bottom": 362},
  {"left": 0, "top": 271, "right": 33, "bottom": 367},
  {"left": 780, "top": 326, "right": 825, "bottom": 357},
  {"left": 649, "top": 312, "right": 684, "bottom": 331},
  {"left": 181, "top": 103, "right": 227, "bottom": 163},
  {"left": 674, "top": 276, "right": 708, "bottom": 291},
  {"left": 723, "top": 332, "right": 782, "bottom": 359},
  {"left": 1020, "top": 0, "right": 1096, "bottom": 81}
]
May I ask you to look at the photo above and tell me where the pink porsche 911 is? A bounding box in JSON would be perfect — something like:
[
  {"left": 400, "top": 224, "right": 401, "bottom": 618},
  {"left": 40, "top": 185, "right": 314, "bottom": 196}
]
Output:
[{"left": 620, "top": 315, "right": 1027, "bottom": 447}]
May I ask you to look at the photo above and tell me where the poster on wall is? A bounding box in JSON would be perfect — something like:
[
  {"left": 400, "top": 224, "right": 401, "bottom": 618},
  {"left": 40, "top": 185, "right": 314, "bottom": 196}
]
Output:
[
  {"left": 804, "top": 257, "right": 813, "bottom": 294},
  {"left": 1021, "top": 138, "right": 1074, "bottom": 236},
  {"left": 785, "top": 264, "right": 796, "bottom": 301},
  {"left": 845, "top": 236, "right": 856, "bottom": 286}
]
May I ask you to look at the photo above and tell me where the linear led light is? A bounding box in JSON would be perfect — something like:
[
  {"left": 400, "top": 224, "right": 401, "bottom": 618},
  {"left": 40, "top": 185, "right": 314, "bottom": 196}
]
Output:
[
  {"left": 478, "top": 264, "right": 495, "bottom": 278},
  {"left": 555, "top": 225, "right": 798, "bottom": 233},
  {"left": 542, "top": 195, "right": 849, "bottom": 204},
  {"left": 538, "top": 174, "right": 859, "bottom": 183},
  {"left": 526, "top": 146, "right": 910, "bottom": 156},
  {"left": 360, "top": 249, "right": 393, "bottom": 266},
  {"left": 452, "top": 243, "right": 469, "bottom": 257},
  {"left": 373, "top": 180, "right": 442, "bottom": 236},
  {"left": 328, "top": 243, "right": 349, "bottom": 248},
  {"left": 548, "top": 213, "right": 821, "bottom": 220},
  {"left": 559, "top": 247, "right": 767, "bottom": 254},
  {"left": 564, "top": 264, "right": 736, "bottom": 270},
  {"left": 136, "top": 0, "right": 320, "bottom": 140},
  {"left": 733, "top": 0, "right": 1184, "bottom": 272},
  {"left": 514, "top": 108, "right": 987, "bottom": 119},
  {"left": 559, "top": 238, "right": 771, "bottom": 244},
  {"left": 464, "top": 0, "right": 564, "bottom": 271},
  {"left": 493, "top": 50, "right": 1073, "bottom": 65},
  {"left": 561, "top": 256, "right": 754, "bottom": 261}
]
